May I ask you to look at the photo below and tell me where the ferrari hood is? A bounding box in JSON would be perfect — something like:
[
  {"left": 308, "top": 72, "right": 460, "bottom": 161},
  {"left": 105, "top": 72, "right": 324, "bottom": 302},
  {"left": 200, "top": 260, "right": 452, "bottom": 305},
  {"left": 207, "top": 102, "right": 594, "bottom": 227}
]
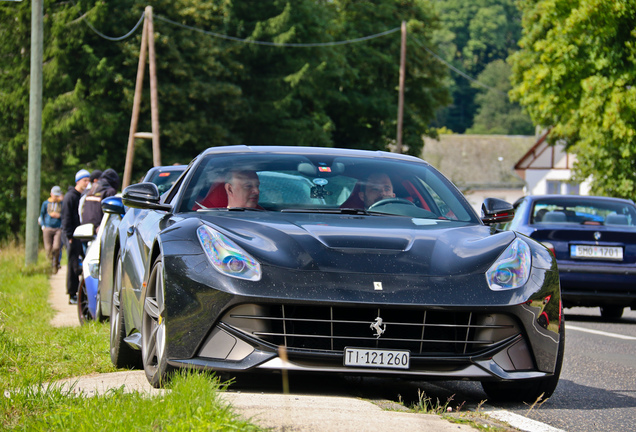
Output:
[{"left": 192, "top": 212, "right": 516, "bottom": 276}]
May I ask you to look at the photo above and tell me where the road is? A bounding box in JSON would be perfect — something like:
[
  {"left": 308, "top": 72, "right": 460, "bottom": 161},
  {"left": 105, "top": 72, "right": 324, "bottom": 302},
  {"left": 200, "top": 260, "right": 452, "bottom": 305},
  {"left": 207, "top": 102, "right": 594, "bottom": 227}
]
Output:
[{"left": 227, "top": 307, "right": 636, "bottom": 432}]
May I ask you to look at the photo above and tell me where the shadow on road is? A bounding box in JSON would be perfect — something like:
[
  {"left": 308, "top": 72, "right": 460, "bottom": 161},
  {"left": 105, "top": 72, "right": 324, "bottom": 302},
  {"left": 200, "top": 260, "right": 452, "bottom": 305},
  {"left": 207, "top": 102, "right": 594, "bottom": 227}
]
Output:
[{"left": 225, "top": 371, "right": 489, "bottom": 411}]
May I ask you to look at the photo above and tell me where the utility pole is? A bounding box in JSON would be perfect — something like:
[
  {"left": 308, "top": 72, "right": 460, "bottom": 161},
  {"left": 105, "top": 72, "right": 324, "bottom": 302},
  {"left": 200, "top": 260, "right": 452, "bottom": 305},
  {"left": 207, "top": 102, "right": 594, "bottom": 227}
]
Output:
[
  {"left": 396, "top": 21, "right": 407, "bottom": 154},
  {"left": 122, "top": 6, "right": 161, "bottom": 190},
  {"left": 25, "top": 0, "right": 43, "bottom": 266}
]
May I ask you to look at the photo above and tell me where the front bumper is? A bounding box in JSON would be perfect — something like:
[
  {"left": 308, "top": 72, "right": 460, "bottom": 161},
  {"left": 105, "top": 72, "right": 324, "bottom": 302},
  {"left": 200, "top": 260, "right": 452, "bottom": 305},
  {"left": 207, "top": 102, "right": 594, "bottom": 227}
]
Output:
[{"left": 162, "top": 253, "right": 561, "bottom": 382}]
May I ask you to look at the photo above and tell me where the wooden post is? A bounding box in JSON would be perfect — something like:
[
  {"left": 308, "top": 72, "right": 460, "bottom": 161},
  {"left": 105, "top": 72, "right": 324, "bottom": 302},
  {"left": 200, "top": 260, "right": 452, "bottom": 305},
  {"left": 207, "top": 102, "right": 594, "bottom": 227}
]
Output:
[
  {"left": 147, "top": 6, "right": 161, "bottom": 168},
  {"left": 25, "top": 0, "right": 43, "bottom": 265},
  {"left": 122, "top": 6, "right": 161, "bottom": 190},
  {"left": 122, "top": 10, "right": 149, "bottom": 190},
  {"left": 396, "top": 21, "right": 407, "bottom": 154}
]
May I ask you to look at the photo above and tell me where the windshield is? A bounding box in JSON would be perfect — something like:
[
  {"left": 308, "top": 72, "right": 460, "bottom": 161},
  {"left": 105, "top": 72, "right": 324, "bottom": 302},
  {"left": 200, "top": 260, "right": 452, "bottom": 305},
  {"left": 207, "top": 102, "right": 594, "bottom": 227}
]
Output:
[
  {"left": 531, "top": 198, "right": 636, "bottom": 226},
  {"left": 177, "top": 153, "right": 478, "bottom": 222}
]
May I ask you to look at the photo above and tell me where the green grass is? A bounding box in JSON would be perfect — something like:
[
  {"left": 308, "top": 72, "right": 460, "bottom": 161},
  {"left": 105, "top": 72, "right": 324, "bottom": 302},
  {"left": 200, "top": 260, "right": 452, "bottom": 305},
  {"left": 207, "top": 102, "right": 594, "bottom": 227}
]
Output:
[{"left": 0, "top": 245, "right": 262, "bottom": 431}]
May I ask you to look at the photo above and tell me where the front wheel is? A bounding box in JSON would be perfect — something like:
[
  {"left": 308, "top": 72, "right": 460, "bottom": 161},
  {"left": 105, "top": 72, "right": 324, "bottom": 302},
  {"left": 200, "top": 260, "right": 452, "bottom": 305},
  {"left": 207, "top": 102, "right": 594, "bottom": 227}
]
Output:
[
  {"left": 110, "top": 252, "right": 141, "bottom": 369},
  {"left": 77, "top": 276, "right": 92, "bottom": 325},
  {"left": 142, "top": 255, "right": 173, "bottom": 388},
  {"left": 481, "top": 321, "right": 565, "bottom": 403}
]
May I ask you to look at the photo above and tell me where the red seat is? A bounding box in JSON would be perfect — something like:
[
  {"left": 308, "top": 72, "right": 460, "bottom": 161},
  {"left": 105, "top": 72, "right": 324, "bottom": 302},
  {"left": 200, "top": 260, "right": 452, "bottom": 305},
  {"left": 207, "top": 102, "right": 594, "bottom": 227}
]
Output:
[
  {"left": 340, "top": 182, "right": 364, "bottom": 208},
  {"left": 193, "top": 183, "right": 227, "bottom": 210}
]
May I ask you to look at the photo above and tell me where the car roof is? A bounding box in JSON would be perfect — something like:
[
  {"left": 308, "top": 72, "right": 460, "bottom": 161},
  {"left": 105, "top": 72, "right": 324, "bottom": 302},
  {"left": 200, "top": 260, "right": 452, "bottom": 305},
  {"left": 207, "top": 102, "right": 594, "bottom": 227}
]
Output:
[
  {"left": 524, "top": 194, "right": 636, "bottom": 206},
  {"left": 198, "top": 145, "right": 428, "bottom": 165},
  {"left": 143, "top": 164, "right": 187, "bottom": 179}
]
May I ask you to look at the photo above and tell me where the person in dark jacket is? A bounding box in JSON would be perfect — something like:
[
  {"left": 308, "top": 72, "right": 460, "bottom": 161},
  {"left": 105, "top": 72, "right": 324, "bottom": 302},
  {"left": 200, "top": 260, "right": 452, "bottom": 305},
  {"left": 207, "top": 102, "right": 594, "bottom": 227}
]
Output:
[
  {"left": 79, "top": 169, "right": 102, "bottom": 223},
  {"left": 81, "top": 168, "right": 120, "bottom": 233},
  {"left": 61, "top": 169, "right": 90, "bottom": 304}
]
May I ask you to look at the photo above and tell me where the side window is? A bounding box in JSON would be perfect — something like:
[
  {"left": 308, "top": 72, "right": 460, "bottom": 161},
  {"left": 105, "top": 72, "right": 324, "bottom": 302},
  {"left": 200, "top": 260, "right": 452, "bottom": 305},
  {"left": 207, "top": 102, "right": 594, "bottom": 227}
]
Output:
[{"left": 421, "top": 182, "right": 451, "bottom": 217}]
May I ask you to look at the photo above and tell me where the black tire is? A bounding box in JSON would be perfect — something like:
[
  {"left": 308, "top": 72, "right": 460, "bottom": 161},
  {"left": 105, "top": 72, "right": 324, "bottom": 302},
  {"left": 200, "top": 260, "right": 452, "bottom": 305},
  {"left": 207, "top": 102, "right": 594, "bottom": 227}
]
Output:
[
  {"left": 110, "top": 252, "right": 141, "bottom": 369},
  {"left": 600, "top": 306, "right": 624, "bottom": 319},
  {"left": 482, "top": 320, "right": 565, "bottom": 403},
  {"left": 142, "top": 255, "right": 174, "bottom": 388},
  {"left": 77, "top": 276, "right": 92, "bottom": 325}
]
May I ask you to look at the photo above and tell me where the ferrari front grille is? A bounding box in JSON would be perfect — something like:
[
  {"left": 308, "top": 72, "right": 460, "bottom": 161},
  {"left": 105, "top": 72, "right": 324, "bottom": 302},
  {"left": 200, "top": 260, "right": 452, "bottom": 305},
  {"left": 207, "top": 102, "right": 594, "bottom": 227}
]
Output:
[{"left": 221, "top": 304, "right": 520, "bottom": 356}]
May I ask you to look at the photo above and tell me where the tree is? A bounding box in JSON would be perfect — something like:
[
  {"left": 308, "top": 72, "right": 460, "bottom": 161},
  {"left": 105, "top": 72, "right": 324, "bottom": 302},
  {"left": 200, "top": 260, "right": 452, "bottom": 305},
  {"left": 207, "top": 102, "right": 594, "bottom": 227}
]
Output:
[
  {"left": 223, "top": 0, "right": 449, "bottom": 155},
  {"left": 510, "top": 0, "right": 636, "bottom": 198},
  {"left": 325, "top": 0, "right": 450, "bottom": 154},
  {"left": 0, "top": 0, "right": 450, "bottom": 242},
  {"left": 0, "top": 3, "right": 31, "bottom": 241},
  {"left": 432, "top": 0, "right": 523, "bottom": 133},
  {"left": 467, "top": 60, "right": 534, "bottom": 135}
]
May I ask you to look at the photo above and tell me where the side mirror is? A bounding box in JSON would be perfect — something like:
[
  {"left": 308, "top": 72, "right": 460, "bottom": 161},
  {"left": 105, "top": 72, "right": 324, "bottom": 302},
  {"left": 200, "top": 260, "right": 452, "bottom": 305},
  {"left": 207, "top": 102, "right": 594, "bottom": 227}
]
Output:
[
  {"left": 101, "top": 196, "right": 125, "bottom": 215},
  {"left": 73, "top": 223, "right": 95, "bottom": 241},
  {"left": 122, "top": 182, "right": 172, "bottom": 211},
  {"left": 481, "top": 198, "right": 514, "bottom": 225}
]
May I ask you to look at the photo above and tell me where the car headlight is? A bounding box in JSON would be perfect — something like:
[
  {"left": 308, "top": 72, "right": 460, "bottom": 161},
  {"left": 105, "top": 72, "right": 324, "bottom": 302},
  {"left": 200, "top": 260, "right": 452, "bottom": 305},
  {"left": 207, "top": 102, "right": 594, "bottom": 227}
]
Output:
[
  {"left": 197, "top": 225, "right": 261, "bottom": 281},
  {"left": 486, "top": 238, "right": 531, "bottom": 291}
]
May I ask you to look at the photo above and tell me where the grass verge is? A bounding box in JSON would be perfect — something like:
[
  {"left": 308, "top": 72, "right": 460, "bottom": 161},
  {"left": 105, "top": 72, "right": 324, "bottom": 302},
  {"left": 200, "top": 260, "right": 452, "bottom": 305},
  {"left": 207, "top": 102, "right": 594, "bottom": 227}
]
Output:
[{"left": 0, "top": 245, "right": 262, "bottom": 431}]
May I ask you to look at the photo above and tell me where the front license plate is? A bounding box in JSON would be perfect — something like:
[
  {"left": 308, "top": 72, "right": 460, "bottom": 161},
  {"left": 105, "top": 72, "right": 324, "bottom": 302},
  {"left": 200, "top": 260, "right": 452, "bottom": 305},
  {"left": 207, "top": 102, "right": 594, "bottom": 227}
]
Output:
[
  {"left": 344, "top": 347, "right": 410, "bottom": 370},
  {"left": 570, "top": 245, "right": 623, "bottom": 261}
]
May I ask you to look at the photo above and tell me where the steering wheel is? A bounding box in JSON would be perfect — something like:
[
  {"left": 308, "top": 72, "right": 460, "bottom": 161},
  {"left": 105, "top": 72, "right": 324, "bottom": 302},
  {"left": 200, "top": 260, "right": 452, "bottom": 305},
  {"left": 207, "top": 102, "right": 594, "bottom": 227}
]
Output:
[{"left": 368, "top": 197, "right": 416, "bottom": 210}]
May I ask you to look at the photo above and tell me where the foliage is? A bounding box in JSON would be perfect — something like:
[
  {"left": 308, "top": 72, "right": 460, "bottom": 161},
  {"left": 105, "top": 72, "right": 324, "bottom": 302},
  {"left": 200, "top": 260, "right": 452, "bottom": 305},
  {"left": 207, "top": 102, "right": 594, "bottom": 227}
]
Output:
[
  {"left": 0, "top": 0, "right": 448, "bottom": 242},
  {"left": 5, "top": 371, "right": 261, "bottom": 431},
  {"left": 467, "top": 60, "right": 534, "bottom": 135},
  {"left": 0, "top": 3, "right": 32, "bottom": 241},
  {"left": 510, "top": 0, "right": 636, "bottom": 198},
  {"left": 327, "top": 0, "right": 451, "bottom": 154},
  {"left": 432, "top": 0, "right": 523, "bottom": 133},
  {"left": 0, "top": 246, "right": 115, "bottom": 396},
  {"left": 0, "top": 246, "right": 260, "bottom": 431}
]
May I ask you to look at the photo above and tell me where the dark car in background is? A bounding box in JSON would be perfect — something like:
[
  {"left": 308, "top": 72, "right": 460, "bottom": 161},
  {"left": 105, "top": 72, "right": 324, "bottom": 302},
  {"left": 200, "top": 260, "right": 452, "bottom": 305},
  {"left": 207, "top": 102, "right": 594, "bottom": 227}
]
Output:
[
  {"left": 141, "top": 165, "right": 188, "bottom": 194},
  {"left": 77, "top": 165, "right": 186, "bottom": 324},
  {"left": 503, "top": 194, "right": 636, "bottom": 318},
  {"left": 105, "top": 145, "right": 563, "bottom": 402}
]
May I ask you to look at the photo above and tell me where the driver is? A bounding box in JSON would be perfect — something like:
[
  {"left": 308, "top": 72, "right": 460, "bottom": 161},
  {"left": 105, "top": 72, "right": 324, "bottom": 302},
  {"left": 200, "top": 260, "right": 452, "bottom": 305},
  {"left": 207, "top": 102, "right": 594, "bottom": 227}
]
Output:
[
  {"left": 225, "top": 170, "right": 260, "bottom": 208},
  {"left": 359, "top": 173, "right": 395, "bottom": 208}
]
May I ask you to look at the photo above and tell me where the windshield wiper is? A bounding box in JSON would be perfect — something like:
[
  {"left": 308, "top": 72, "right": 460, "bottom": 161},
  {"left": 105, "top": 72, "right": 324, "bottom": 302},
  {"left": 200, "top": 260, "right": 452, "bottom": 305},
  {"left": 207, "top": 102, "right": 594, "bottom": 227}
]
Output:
[
  {"left": 280, "top": 208, "right": 369, "bottom": 215},
  {"left": 196, "top": 207, "right": 264, "bottom": 212},
  {"left": 226, "top": 207, "right": 265, "bottom": 211}
]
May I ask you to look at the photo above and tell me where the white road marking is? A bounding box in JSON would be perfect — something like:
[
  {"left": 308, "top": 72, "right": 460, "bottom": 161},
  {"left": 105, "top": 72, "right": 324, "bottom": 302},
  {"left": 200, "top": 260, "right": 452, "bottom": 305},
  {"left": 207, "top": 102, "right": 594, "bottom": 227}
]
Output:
[
  {"left": 566, "top": 324, "right": 636, "bottom": 340},
  {"left": 483, "top": 409, "right": 565, "bottom": 432}
]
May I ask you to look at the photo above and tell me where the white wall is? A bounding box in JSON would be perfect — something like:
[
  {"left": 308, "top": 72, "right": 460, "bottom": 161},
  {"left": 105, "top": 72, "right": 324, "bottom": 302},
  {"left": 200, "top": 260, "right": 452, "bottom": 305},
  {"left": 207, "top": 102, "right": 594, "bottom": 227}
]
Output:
[{"left": 524, "top": 169, "right": 591, "bottom": 195}]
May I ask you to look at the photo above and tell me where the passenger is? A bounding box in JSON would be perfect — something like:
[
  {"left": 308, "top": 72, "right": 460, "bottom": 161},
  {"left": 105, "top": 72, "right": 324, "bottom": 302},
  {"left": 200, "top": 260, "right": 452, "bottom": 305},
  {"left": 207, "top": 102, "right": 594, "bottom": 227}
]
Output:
[
  {"left": 359, "top": 173, "right": 396, "bottom": 208},
  {"left": 225, "top": 170, "right": 260, "bottom": 208}
]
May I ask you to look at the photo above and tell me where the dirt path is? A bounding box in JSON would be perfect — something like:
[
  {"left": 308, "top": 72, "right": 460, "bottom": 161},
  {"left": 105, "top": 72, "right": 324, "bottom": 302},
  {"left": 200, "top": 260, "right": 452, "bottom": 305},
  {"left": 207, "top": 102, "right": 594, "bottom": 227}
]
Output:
[{"left": 49, "top": 266, "right": 79, "bottom": 328}]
